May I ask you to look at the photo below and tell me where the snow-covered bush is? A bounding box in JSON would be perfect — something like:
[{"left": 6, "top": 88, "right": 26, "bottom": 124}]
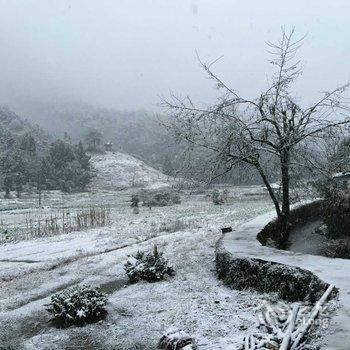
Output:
[
  {"left": 131, "top": 194, "right": 140, "bottom": 214},
  {"left": 131, "top": 194, "right": 140, "bottom": 208},
  {"left": 324, "top": 184, "right": 350, "bottom": 239},
  {"left": 313, "top": 223, "right": 327, "bottom": 235},
  {"left": 46, "top": 284, "right": 108, "bottom": 325},
  {"left": 161, "top": 219, "right": 190, "bottom": 233},
  {"left": 212, "top": 189, "right": 228, "bottom": 205},
  {"left": 321, "top": 238, "right": 350, "bottom": 258},
  {"left": 211, "top": 189, "right": 222, "bottom": 205},
  {"left": 141, "top": 191, "right": 181, "bottom": 207},
  {"left": 124, "top": 246, "right": 175, "bottom": 283},
  {"left": 158, "top": 327, "right": 196, "bottom": 349}
]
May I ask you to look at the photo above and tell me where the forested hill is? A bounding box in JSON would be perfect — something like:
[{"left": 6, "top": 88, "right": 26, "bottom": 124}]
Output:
[
  {"left": 0, "top": 106, "right": 93, "bottom": 197},
  {"left": 5, "top": 101, "right": 269, "bottom": 185},
  {"left": 8, "top": 100, "right": 178, "bottom": 172},
  {"left": 0, "top": 106, "right": 51, "bottom": 152}
]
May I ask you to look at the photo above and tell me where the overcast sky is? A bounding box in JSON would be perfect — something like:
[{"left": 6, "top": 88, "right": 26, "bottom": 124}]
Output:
[{"left": 0, "top": 0, "right": 349, "bottom": 112}]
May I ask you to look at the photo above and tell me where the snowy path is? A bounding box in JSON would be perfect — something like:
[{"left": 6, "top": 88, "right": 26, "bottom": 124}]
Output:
[{"left": 221, "top": 210, "right": 350, "bottom": 350}]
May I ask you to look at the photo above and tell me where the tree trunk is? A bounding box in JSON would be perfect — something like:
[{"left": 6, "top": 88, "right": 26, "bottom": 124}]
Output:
[
  {"left": 37, "top": 175, "right": 42, "bottom": 207},
  {"left": 4, "top": 187, "right": 10, "bottom": 199},
  {"left": 38, "top": 187, "right": 42, "bottom": 207},
  {"left": 255, "top": 162, "right": 281, "bottom": 219},
  {"left": 279, "top": 148, "right": 291, "bottom": 249}
]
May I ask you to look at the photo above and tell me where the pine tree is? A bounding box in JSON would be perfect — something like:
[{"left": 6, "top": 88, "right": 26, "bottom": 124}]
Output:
[
  {"left": 75, "top": 141, "right": 91, "bottom": 171},
  {"left": 0, "top": 149, "right": 28, "bottom": 198},
  {"left": 41, "top": 140, "right": 93, "bottom": 192},
  {"left": 3, "top": 175, "right": 12, "bottom": 198},
  {"left": 19, "top": 133, "right": 36, "bottom": 154}
]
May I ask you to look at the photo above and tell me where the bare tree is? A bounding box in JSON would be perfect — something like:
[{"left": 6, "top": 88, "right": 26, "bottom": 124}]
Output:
[{"left": 161, "top": 28, "right": 350, "bottom": 248}]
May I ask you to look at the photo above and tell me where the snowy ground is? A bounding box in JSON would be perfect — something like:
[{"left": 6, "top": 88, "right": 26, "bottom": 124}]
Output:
[
  {"left": 89, "top": 152, "right": 172, "bottom": 191},
  {"left": 288, "top": 220, "right": 325, "bottom": 255},
  {"left": 0, "top": 189, "right": 277, "bottom": 349}
]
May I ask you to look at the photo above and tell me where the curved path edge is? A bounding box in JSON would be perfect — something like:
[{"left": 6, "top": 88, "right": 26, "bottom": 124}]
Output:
[{"left": 215, "top": 206, "right": 350, "bottom": 350}]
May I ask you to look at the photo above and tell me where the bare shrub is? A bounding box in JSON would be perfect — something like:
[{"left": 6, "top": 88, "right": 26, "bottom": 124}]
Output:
[
  {"left": 0, "top": 206, "right": 111, "bottom": 243},
  {"left": 160, "top": 219, "right": 189, "bottom": 233},
  {"left": 75, "top": 207, "right": 110, "bottom": 230}
]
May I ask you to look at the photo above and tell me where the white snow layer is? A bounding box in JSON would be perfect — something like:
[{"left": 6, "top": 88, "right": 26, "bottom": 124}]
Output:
[{"left": 0, "top": 192, "right": 273, "bottom": 349}]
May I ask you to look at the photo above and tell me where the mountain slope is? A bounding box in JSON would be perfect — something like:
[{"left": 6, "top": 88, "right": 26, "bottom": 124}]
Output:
[
  {"left": 9, "top": 99, "right": 175, "bottom": 170},
  {"left": 0, "top": 106, "right": 51, "bottom": 152},
  {"left": 90, "top": 152, "right": 171, "bottom": 190}
]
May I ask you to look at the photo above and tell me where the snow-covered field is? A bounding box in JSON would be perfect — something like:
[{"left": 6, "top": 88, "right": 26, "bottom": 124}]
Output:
[{"left": 0, "top": 187, "right": 276, "bottom": 349}]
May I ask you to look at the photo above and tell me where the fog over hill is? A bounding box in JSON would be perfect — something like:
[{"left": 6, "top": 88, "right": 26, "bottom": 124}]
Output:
[
  {"left": 1, "top": 2, "right": 350, "bottom": 350},
  {"left": 1, "top": 1, "right": 349, "bottom": 185},
  {"left": 7, "top": 98, "right": 178, "bottom": 172}
]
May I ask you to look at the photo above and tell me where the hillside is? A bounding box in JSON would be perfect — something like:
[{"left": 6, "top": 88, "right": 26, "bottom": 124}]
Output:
[
  {"left": 0, "top": 106, "right": 51, "bottom": 152},
  {"left": 90, "top": 151, "right": 171, "bottom": 191},
  {"left": 9, "top": 99, "right": 177, "bottom": 170}
]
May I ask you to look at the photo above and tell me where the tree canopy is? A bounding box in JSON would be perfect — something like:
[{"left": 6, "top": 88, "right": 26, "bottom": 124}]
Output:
[{"left": 162, "top": 28, "right": 350, "bottom": 247}]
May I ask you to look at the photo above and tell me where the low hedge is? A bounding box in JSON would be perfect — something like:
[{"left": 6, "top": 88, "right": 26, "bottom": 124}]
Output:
[{"left": 216, "top": 243, "right": 336, "bottom": 302}]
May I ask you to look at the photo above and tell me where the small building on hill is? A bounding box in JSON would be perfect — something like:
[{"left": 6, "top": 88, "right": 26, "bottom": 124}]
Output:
[{"left": 104, "top": 142, "right": 113, "bottom": 152}]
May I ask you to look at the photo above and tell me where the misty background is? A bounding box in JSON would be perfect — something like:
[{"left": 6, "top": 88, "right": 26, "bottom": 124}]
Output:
[{"left": 0, "top": 0, "right": 349, "bottom": 179}]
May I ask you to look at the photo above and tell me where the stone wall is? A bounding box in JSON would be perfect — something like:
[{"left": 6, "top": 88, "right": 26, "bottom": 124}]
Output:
[
  {"left": 216, "top": 238, "right": 332, "bottom": 302},
  {"left": 215, "top": 200, "right": 338, "bottom": 302}
]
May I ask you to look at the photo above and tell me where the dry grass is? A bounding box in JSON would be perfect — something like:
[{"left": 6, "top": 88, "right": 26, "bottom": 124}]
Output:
[
  {"left": 160, "top": 219, "right": 190, "bottom": 233},
  {"left": 0, "top": 207, "right": 111, "bottom": 243}
]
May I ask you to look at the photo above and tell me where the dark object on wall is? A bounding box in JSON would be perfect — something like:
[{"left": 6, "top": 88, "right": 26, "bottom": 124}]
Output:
[{"left": 221, "top": 227, "right": 232, "bottom": 234}]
